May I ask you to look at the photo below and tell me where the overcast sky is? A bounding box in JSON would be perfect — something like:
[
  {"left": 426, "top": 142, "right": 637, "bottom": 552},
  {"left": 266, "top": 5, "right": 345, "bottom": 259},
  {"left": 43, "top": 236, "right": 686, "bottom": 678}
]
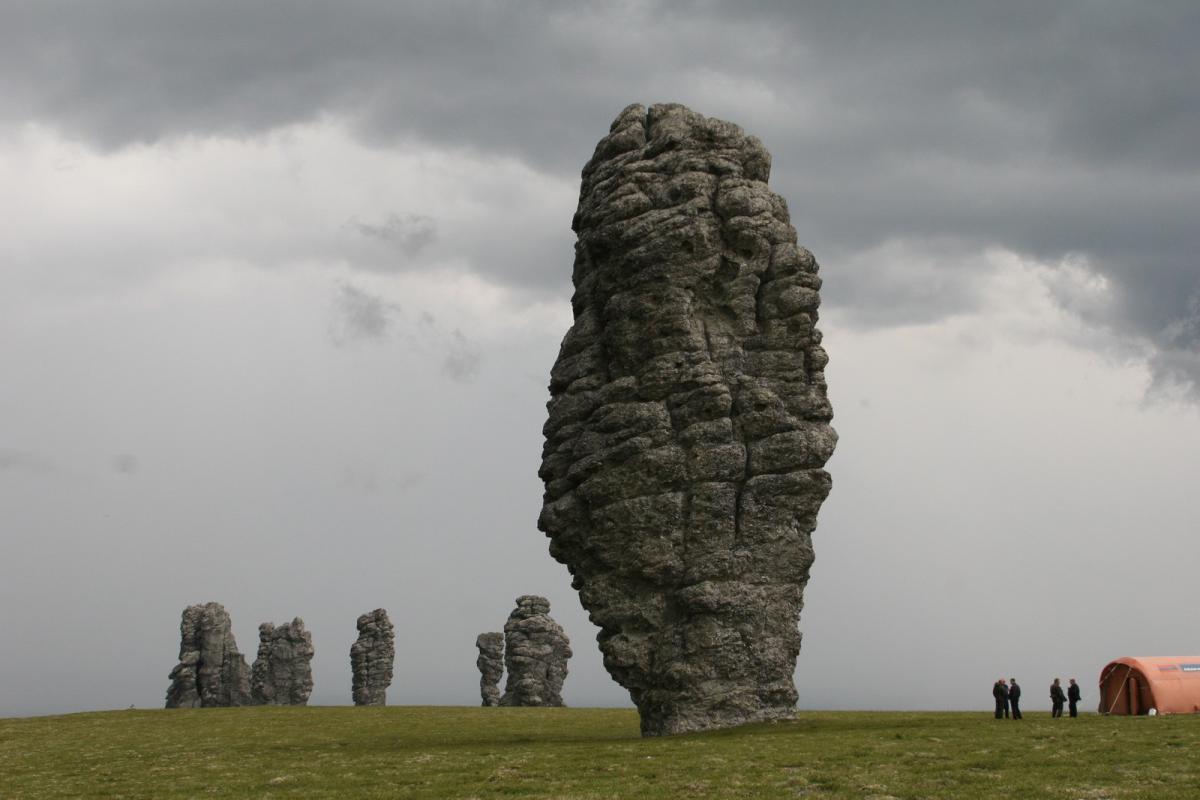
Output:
[{"left": 2, "top": 1, "right": 1198, "bottom": 718}]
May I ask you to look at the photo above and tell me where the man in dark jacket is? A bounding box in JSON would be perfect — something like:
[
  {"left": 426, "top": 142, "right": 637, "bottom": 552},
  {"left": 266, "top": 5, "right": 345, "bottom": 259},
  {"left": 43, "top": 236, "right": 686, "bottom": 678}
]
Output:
[
  {"left": 1050, "top": 678, "right": 1066, "bottom": 717},
  {"left": 993, "top": 679, "right": 1008, "bottom": 719},
  {"left": 1008, "top": 678, "right": 1022, "bottom": 719},
  {"left": 1067, "top": 678, "right": 1081, "bottom": 717}
]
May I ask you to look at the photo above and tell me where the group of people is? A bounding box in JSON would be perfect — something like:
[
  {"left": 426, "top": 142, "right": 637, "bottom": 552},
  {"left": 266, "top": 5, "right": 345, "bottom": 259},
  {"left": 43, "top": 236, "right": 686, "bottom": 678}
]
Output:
[{"left": 992, "top": 678, "right": 1082, "bottom": 718}]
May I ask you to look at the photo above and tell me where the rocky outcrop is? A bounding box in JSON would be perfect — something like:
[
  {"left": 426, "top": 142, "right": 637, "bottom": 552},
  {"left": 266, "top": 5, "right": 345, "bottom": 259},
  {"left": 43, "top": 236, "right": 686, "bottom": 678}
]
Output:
[
  {"left": 475, "top": 632, "right": 504, "bottom": 707},
  {"left": 350, "top": 608, "right": 394, "bottom": 706},
  {"left": 250, "top": 618, "right": 314, "bottom": 706},
  {"left": 165, "top": 602, "right": 253, "bottom": 708},
  {"left": 538, "top": 103, "right": 836, "bottom": 736},
  {"left": 499, "top": 595, "right": 571, "bottom": 707}
]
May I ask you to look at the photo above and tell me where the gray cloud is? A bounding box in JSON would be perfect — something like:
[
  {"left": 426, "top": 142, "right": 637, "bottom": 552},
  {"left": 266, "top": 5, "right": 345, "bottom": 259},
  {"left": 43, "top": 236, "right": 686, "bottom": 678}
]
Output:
[
  {"left": 4, "top": 1, "right": 1196, "bottom": 388},
  {"left": 112, "top": 453, "right": 140, "bottom": 475},
  {"left": 828, "top": 239, "right": 996, "bottom": 329},
  {"left": 339, "top": 465, "right": 425, "bottom": 495},
  {"left": 328, "top": 283, "right": 398, "bottom": 345},
  {"left": 326, "top": 283, "right": 484, "bottom": 382},
  {"left": 347, "top": 213, "right": 437, "bottom": 261},
  {"left": 1152, "top": 292, "right": 1200, "bottom": 399},
  {"left": 0, "top": 448, "right": 55, "bottom": 474},
  {"left": 442, "top": 330, "right": 482, "bottom": 383},
  {"left": 396, "top": 472, "right": 427, "bottom": 492}
]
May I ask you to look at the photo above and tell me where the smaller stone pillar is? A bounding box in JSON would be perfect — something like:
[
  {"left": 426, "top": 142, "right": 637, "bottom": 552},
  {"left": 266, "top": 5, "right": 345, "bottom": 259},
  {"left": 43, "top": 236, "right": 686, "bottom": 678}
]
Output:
[
  {"left": 250, "top": 618, "right": 315, "bottom": 705},
  {"left": 350, "top": 608, "right": 394, "bottom": 706},
  {"left": 499, "top": 596, "right": 571, "bottom": 707},
  {"left": 476, "top": 632, "right": 504, "bottom": 706}
]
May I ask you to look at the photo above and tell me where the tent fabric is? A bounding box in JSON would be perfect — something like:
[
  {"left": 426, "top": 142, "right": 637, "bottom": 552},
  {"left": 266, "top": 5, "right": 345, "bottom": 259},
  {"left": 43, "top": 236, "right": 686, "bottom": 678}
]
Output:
[{"left": 1098, "top": 656, "right": 1200, "bottom": 715}]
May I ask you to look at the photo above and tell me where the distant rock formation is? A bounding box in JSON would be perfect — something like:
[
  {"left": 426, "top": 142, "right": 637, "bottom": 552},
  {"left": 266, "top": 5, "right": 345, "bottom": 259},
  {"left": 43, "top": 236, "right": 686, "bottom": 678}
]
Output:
[
  {"left": 165, "top": 602, "right": 253, "bottom": 708},
  {"left": 538, "top": 103, "right": 836, "bottom": 735},
  {"left": 350, "top": 608, "right": 394, "bottom": 706},
  {"left": 250, "top": 618, "right": 314, "bottom": 706},
  {"left": 499, "top": 595, "right": 571, "bottom": 707},
  {"left": 475, "top": 632, "right": 504, "bottom": 707}
]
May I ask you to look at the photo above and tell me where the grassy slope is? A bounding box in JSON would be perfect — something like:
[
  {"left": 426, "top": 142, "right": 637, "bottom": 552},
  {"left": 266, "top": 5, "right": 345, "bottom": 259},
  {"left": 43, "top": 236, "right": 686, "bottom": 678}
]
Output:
[{"left": 1, "top": 706, "right": 1197, "bottom": 799}]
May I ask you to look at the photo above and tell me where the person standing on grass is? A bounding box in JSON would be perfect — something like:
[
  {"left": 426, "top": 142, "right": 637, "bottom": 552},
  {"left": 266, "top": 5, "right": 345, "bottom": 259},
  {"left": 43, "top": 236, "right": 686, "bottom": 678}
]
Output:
[
  {"left": 1008, "top": 678, "right": 1022, "bottom": 719},
  {"left": 993, "top": 679, "right": 1008, "bottom": 719},
  {"left": 1050, "top": 678, "right": 1066, "bottom": 718},
  {"left": 1067, "top": 678, "right": 1081, "bottom": 717}
]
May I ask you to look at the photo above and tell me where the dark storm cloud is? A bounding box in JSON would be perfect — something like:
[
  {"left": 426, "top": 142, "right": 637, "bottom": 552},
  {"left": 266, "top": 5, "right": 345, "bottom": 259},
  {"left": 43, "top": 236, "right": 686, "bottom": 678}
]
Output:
[
  {"left": 1153, "top": 294, "right": 1200, "bottom": 396},
  {"left": 4, "top": 1, "right": 1198, "bottom": 386}
]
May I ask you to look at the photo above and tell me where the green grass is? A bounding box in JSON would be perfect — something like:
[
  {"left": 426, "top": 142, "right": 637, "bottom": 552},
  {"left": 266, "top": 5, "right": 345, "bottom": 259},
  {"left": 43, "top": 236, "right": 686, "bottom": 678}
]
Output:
[{"left": 1, "top": 707, "right": 1197, "bottom": 799}]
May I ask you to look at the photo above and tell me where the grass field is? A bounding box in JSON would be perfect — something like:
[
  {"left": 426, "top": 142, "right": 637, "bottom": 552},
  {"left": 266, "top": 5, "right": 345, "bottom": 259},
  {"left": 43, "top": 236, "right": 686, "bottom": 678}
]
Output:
[{"left": 1, "top": 706, "right": 1197, "bottom": 799}]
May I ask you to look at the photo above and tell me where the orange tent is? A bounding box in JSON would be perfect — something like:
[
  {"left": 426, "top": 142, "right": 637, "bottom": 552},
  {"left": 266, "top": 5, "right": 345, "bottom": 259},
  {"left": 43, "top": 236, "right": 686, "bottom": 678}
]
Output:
[{"left": 1098, "top": 656, "right": 1200, "bottom": 715}]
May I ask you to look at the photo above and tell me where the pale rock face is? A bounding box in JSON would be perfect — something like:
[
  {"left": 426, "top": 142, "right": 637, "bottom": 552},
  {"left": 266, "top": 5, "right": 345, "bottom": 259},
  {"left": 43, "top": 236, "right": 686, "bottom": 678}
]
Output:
[
  {"left": 499, "top": 596, "right": 571, "bottom": 707},
  {"left": 250, "top": 618, "right": 314, "bottom": 706},
  {"left": 350, "top": 608, "right": 394, "bottom": 706},
  {"left": 475, "top": 632, "right": 504, "bottom": 707},
  {"left": 538, "top": 103, "right": 836, "bottom": 736},
  {"left": 165, "top": 602, "right": 253, "bottom": 708}
]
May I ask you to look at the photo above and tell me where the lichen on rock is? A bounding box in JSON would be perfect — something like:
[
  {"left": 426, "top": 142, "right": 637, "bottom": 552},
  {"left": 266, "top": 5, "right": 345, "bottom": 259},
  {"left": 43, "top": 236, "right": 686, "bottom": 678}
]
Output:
[{"left": 538, "top": 103, "right": 836, "bottom": 736}]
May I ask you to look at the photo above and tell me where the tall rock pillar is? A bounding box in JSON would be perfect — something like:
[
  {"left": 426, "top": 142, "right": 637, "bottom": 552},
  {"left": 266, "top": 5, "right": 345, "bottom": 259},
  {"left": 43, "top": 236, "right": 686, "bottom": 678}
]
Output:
[{"left": 538, "top": 103, "right": 836, "bottom": 735}]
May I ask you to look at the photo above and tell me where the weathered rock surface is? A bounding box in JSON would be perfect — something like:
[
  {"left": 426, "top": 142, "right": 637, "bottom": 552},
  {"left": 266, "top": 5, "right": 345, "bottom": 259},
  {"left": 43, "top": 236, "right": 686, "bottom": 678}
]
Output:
[
  {"left": 475, "top": 632, "right": 504, "bottom": 707},
  {"left": 350, "top": 608, "right": 394, "bottom": 706},
  {"left": 499, "top": 595, "right": 571, "bottom": 707},
  {"left": 165, "top": 602, "right": 253, "bottom": 708},
  {"left": 250, "top": 618, "right": 314, "bottom": 706},
  {"left": 538, "top": 103, "right": 836, "bottom": 736}
]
